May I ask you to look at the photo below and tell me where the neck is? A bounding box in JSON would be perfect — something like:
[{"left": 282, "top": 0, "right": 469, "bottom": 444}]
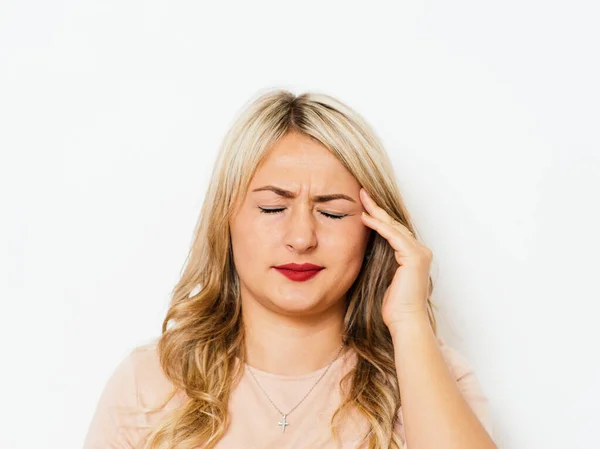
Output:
[{"left": 241, "top": 297, "right": 346, "bottom": 376}]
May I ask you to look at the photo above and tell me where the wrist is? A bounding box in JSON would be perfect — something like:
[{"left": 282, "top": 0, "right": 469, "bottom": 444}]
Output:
[{"left": 387, "top": 309, "right": 431, "bottom": 341}]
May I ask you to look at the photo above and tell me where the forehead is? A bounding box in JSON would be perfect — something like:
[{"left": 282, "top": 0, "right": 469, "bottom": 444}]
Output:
[{"left": 251, "top": 132, "right": 358, "bottom": 187}]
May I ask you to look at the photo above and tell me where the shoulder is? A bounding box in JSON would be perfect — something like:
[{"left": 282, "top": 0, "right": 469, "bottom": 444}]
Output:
[
  {"left": 82, "top": 342, "right": 185, "bottom": 449},
  {"left": 129, "top": 342, "right": 184, "bottom": 407},
  {"left": 436, "top": 336, "right": 482, "bottom": 381},
  {"left": 114, "top": 342, "right": 188, "bottom": 413},
  {"left": 101, "top": 342, "right": 180, "bottom": 406}
]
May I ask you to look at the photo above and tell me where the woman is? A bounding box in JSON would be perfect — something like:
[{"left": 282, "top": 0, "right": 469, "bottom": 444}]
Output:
[{"left": 83, "top": 89, "right": 497, "bottom": 449}]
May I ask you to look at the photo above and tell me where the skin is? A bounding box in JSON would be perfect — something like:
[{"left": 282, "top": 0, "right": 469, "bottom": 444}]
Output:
[
  {"left": 229, "top": 130, "right": 496, "bottom": 448},
  {"left": 229, "top": 130, "right": 371, "bottom": 375},
  {"left": 361, "top": 192, "right": 497, "bottom": 448}
]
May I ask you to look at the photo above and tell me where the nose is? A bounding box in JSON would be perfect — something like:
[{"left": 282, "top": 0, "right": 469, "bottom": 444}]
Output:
[{"left": 284, "top": 205, "right": 317, "bottom": 253}]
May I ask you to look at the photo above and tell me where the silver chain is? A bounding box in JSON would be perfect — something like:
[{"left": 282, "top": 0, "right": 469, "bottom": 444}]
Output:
[{"left": 246, "top": 342, "right": 345, "bottom": 431}]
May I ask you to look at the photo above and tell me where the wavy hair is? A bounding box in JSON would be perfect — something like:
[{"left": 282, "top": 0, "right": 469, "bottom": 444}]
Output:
[{"left": 141, "top": 88, "right": 438, "bottom": 449}]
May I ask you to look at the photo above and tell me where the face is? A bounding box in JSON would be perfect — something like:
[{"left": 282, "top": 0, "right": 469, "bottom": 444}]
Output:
[{"left": 229, "top": 131, "right": 371, "bottom": 317}]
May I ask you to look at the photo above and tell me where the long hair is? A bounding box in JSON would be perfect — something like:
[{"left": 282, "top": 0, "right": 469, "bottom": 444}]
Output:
[{"left": 141, "top": 88, "right": 438, "bottom": 449}]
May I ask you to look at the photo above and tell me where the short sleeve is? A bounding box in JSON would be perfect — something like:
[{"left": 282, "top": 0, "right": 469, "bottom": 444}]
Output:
[
  {"left": 394, "top": 337, "right": 494, "bottom": 446},
  {"left": 82, "top": 350, "right": 144, "bottom": 449}
]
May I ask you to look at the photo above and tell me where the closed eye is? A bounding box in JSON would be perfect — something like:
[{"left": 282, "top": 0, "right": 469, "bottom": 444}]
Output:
[{"left": 258, "top": 207, "right": 347, "bottom": 220}]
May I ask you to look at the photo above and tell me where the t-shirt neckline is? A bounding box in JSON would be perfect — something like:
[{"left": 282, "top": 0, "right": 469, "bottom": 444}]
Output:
[{"left": 241, "top": 347, "right": 353, "bottom": 381}]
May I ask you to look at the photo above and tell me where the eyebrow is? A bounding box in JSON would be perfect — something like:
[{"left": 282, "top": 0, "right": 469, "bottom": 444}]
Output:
[{"left": 251, "top": 185, "right": 356, "bottom": 203}]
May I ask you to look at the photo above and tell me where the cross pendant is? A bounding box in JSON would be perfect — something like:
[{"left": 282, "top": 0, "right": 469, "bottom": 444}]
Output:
[{"left": 278, "top": 414, "right": 289, "bottom": 432}]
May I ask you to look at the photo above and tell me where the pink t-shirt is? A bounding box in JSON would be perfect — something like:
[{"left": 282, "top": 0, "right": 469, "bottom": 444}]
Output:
[{"left": 82, "top": 336, "right": 493, "bottom": 448}]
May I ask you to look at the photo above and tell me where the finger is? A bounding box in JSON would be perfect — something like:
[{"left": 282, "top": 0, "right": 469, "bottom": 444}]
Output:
[
  {"left": 361, "top": 211, "right": 413, "bottom": 254},
  {"left": 360, "top": 189, "right": 396, "bottom": 226},
  {"left": 360, "top": 189, "right": 415, "bottom": 239}
]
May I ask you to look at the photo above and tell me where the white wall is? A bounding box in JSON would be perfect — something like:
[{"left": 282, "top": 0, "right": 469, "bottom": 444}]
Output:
[{"left": 1, "top": 1, "right": 598, "bottom": 448}]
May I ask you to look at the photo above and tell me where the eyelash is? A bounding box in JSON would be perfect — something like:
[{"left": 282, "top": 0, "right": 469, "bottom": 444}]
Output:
[{"left": 258, "top": 207, "right": 347, "bottom": 220}]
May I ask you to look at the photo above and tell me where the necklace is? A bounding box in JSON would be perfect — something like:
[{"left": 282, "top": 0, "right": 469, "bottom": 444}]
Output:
[{"left": 245, "top": 342, "right": 345, "bottom": 433}]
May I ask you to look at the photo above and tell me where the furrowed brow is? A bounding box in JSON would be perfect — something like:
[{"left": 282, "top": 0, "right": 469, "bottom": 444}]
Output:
[{"left": 251, "top": 185, "right": 356, "bottom": 203}]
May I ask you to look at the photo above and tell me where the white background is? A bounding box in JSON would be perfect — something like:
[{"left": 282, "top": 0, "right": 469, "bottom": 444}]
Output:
[{"left": 1, "top": 1, "right": 599, "bottom": 448}]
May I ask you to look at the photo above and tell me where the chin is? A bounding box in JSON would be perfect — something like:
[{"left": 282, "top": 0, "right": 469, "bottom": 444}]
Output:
[
  {"left": 274, "top": 297, "right": 320, "bottom": 314},
  {"left": 268, "top": 293, "right": 337, "bottom": 317}
]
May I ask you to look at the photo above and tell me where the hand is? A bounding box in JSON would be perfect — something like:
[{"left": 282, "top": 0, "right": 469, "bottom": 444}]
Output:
[{"left": 359, "top": 188, "right": 433, "bottom": 331}]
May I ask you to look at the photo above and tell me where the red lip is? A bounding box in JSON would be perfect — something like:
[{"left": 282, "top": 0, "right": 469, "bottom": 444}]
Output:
[
  {"left": 274, "top": 263, "right": 324, "bottom": 271},
  {"left": 273, "top": 263, "right": 324, "bottom": 282}
]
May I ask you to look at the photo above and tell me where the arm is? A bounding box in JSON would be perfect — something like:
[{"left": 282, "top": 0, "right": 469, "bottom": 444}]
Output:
[
  {"left": 359, "top": 188, "right": 496, "bottom": 448},
  {"left": 390, "top": 312, "right": 497, "bottom": 449}
]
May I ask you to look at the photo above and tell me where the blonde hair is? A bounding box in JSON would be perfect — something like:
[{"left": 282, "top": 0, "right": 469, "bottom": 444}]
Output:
[{"left": 141, "top": 88, "right": 438, "bottom": 449}]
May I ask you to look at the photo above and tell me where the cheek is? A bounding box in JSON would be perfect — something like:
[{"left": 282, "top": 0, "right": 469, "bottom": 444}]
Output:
[
  {"left": 324, "top": 223, "right": 370, "bottom": 261},
  {"left": 230, "top": 217, "right": 276, "bottom": 267}
]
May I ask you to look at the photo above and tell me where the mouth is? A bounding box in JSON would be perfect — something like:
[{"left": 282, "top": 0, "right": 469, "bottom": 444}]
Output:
[{"left": 272, "top": 263, "right": 324, "bottom": 282}]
